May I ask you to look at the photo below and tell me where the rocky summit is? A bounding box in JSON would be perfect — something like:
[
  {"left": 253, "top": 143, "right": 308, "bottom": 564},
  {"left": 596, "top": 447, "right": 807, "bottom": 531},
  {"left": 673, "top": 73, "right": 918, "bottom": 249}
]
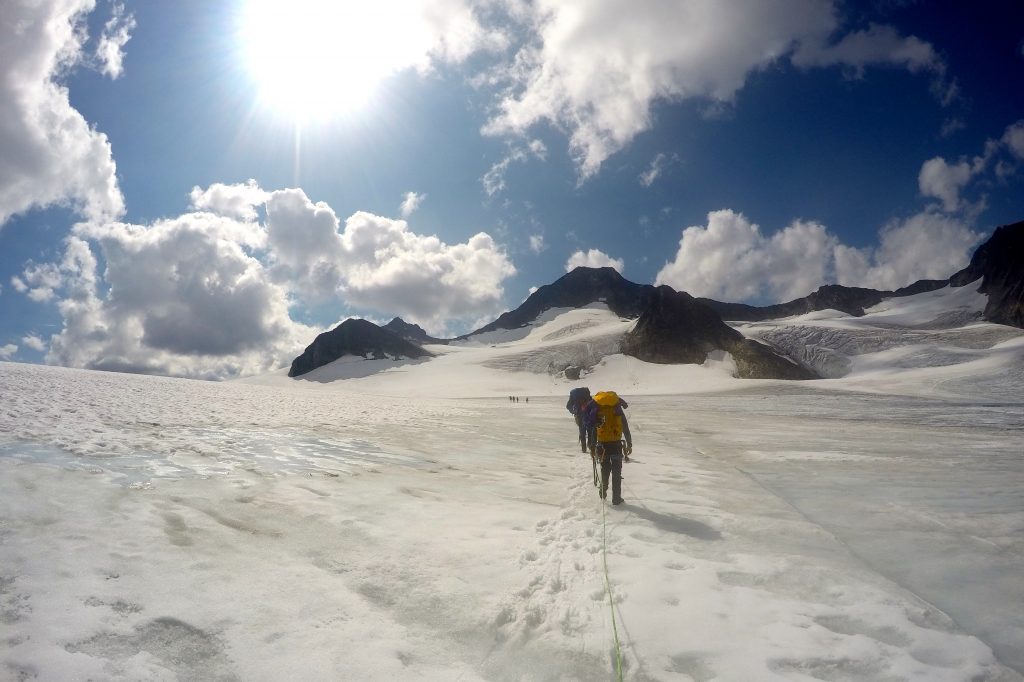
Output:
[
  {"left": 949, "top": 220, "right": 1024, "bottom": 328},
  {"left": 466, "top": 267, "right": 647, "bottom": 338},
  {"left": 288, "top": 318, "right": 432, "bottom": 378},
  {"left": 471, "top": 267, "right": 817, "bottom": 380},
  {"left": 621, "top": 286, "right": 817, "bottom": 380},
  {"left": 382, "top": 317, "right": 449, "bottom": 345}
]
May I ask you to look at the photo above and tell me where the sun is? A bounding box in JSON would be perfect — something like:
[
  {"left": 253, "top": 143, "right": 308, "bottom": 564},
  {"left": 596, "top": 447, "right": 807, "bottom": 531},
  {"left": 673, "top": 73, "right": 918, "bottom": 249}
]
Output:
[{"left": 238, "top": 0, "right": 427, "bottom": 121}]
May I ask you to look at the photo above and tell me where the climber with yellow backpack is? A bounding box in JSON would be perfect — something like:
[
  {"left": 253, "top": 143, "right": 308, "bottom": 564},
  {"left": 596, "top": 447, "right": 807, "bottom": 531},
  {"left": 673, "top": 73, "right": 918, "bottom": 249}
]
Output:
[{"left": 583, "top": 391, "right": 632, "bottom": 505}]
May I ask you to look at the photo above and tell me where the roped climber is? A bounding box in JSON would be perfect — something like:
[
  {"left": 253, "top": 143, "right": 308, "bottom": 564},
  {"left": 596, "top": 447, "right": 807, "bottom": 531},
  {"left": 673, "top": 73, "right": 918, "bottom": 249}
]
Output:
[{"left": 584, "top": 391, "right": 632, "bottom": 505}]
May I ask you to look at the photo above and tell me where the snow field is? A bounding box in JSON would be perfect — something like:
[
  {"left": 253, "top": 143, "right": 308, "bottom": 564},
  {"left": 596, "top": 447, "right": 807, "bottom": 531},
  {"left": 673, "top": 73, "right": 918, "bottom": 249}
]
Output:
[
  {"left": 2, "top": 360, "right": 1022, "bottom": 680},
  {"left": 2, "top": 286, "right": 1023, "bottom": 680}
]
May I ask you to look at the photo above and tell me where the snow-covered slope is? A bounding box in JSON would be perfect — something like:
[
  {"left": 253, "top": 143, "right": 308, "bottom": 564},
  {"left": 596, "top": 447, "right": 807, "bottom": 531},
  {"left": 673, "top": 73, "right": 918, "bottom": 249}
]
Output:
[
  {"left": 1, "top": 291, "right": 1023, "bottom": 680},
  {"left": 737, "top": 284, "right": 1024, "bottom": 398},
  {"left": 245, "top": 304, "right": 756, "bottom": 398}
]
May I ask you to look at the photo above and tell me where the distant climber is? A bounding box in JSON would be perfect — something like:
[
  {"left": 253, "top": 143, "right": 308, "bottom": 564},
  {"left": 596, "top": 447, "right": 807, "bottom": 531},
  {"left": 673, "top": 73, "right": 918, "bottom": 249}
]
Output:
[
  {"left": 566, "top": 387, "right": 592, "bottom": 452},
  {"left": 584, "top": 391, "right": 632, "bottom": 505}
]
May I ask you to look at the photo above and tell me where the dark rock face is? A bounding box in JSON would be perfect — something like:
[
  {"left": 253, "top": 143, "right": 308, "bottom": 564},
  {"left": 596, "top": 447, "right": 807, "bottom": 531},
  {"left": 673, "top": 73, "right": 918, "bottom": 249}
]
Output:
[
  {"left": 382, "top": 317, "right": 449, "bottom": 345},
  {"left": 621, "top": 286, "right": 817, "bottom": 380},
  {"left": 465, "top": 267, "right": 815, "bottom": 380},
  {"left": 465, "top": 267, "right": 647, "bottom": 338},
  {"left": 288, "top": 318, "right": 432, "bottom": 378},
  {"left": 621, "top": 286, "right": 740, "bottom": 364},
  {"left": 949, "top": 220, "right": 1024, "bottom": 328}
]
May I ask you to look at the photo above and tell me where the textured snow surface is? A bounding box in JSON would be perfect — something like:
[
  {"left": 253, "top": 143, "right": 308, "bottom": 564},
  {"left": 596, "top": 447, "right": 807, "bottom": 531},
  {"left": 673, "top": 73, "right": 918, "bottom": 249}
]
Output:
[{"left": 1, "top": 291, "right": 1023, "bottom": 681}]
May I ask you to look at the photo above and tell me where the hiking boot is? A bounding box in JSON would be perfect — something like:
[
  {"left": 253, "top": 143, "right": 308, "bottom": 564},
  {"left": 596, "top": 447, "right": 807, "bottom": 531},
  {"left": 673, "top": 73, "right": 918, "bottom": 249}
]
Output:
[
  {"left": 580, "top": 443, "right": 587, "bottom": 453},
  {"left": 612, "top": 498, "right": 625, "bottom": 505}
]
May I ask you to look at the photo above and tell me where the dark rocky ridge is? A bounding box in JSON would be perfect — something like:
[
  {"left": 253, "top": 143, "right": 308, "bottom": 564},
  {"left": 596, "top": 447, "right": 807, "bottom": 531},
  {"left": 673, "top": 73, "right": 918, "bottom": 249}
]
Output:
[
  {"left": 289, "top": 318, "right": 432, "bottom": 378},
  {"left": 949, "top": 220, "right": 1024, "bottom": 328},
  {"left": 383, "top": 317, "right": 449, "bottom": 345},
  {"left": 699, "top": 281, "right": 948, "bottom": 322},
  {"left": 621, "top": 286, "right": 817, "bottom": 379},
  {"left": 469, "top": 267, "right": 817, "bottom": 380}
]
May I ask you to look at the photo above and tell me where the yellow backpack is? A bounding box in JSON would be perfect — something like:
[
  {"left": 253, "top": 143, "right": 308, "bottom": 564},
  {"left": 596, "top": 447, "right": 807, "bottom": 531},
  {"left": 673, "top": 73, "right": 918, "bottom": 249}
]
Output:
[{"left": 593, "top": 391, "right": 623, "bottom": 442}]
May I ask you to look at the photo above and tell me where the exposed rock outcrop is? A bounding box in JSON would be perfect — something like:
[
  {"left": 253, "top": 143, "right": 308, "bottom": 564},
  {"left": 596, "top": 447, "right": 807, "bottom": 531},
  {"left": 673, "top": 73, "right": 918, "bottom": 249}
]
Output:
[
  {"left": 288, "top": 318, "right": 432, "bottom": 378},
  {"left": 621, "top": 286, "right": 817, "bottom": 380},
  {"left": 466, "top": 267, "right": 816, "bottom": 380},
  {"left": 382, "top": 317, "right": 449, "bottom": 345},
  {"left": 949, "top": 220, "right": 1024, "bottom": 328}
]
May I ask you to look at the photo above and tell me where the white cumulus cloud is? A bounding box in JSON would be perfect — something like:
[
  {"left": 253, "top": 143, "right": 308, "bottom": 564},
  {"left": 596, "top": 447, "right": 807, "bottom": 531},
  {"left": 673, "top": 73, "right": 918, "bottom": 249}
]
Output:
[
  {"left": 655, "top": 210, "right": 835, "bottom": 301},
  {"left": 918, "top": 157, "right": 978, "bottom": 213},
  {"left": 21, "top": 180, "right": 516, "bottom": 377},
  {"left": 656, "top": 208, "right": 982, "bottom": 302},
  {"left": 38, "top": 217, "right": 312, "bottom": 378},
  {"left": 339, "top": 213, "right": 516, "bottom": 333},
  {"left": 791, "top": 23, "right": 946, "bottom": 84},
  {"left": 918, "top": 119, "right": 1024, "bottom": 213},
  {"left": 94, "top": 2, "right": 135, "bottom": 79},
  {"left": 252, "top": 186, "right": 518, "bottom": 334},
  {"left": 566, "top": 249, "right": 624, "bottom": 273},
  {"left": 0, "top": 0, "right": 125, "bottom": 227},
  {"left": 12, "top": 262, "right": 64, "bottom": 303},
  {"left": 189, "top": 180, "right": 270, "bottom": 221},
  {"left": 21, "top": 335, "right": 47, "bottom": 352},
  {"left": 483, "top": 0, "right": 944, "bottom": 179},
  {"left": 834, "top": 211, "right": 983, "bottom": 290},
  {"left": 1002, "top": 120, "right": 1024, "bottom": 159},
  {"left": 400, "top": 191, "right": 426, "bottom": 217},
  {"left": 0, "top": 344, "right": 17, "bottom": 359}
]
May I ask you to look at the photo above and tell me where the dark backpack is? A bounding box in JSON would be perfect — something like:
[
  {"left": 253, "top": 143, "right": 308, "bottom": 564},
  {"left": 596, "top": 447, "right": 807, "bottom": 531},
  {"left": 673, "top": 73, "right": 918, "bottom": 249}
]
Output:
[{"left": 567, "top": 387, "right": 591, "bottom": 415}]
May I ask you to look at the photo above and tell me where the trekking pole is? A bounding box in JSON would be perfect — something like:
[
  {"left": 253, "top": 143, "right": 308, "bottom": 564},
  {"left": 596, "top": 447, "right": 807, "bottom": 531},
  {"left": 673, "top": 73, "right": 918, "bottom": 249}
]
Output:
[{"left": 592, "top": 451, "right": 599, "bottom": 487}]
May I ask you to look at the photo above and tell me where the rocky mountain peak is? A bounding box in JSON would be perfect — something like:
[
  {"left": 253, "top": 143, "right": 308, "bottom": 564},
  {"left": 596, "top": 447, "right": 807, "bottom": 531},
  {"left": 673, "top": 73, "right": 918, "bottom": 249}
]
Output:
[
  {"left": 465, "top": 266, "right": 647, "bottom": 337},
  {"left": 383, "top": 317, "right": 448, "bottom": 345},
  {"left": 288, "top": 318, "right": 432, "bottom": 378},
  {"left": 949, "top": 220, "right": 1024, "bottom": 328},
  {"left": 621, "top": 286, "right": 817, "bottom": 379}
]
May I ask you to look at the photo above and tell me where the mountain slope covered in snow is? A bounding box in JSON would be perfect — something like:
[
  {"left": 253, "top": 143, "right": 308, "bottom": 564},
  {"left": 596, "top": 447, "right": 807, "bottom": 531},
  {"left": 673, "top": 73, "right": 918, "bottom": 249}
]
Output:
[{"left": 1, "top": 283, "right": 1023, "bottom": 679}]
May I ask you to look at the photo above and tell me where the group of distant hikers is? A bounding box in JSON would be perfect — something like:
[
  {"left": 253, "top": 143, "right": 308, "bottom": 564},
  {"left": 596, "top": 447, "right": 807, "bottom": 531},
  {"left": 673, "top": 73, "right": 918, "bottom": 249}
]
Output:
[
  {"left": 507, "top": 396, "right": 528, "bottom": 403},
  {"left": 566, "top": 387, "right": 632, "bottom": 506}
]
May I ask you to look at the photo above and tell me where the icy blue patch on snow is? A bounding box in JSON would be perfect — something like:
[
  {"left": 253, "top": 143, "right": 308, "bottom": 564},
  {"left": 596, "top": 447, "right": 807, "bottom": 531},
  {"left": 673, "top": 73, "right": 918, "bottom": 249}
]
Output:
[{"left": 0, "top": 426, "right": 430, "bottom": 486}]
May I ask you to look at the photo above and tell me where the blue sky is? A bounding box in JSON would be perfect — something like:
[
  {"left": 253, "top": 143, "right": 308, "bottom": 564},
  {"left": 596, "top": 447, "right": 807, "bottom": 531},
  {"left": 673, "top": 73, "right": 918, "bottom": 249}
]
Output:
[{"left": 1, "top": 0, "right": 1022, "bottom": 378}]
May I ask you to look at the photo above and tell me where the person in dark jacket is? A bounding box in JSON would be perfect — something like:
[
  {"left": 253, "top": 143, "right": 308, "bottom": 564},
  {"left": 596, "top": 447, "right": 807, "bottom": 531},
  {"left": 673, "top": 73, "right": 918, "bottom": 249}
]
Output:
[
  {"left": 565, "top": 387, "right": 592, "bottom": 452},
  {"left": 583, "top": 391, "right": 632, "bottom": 505}
]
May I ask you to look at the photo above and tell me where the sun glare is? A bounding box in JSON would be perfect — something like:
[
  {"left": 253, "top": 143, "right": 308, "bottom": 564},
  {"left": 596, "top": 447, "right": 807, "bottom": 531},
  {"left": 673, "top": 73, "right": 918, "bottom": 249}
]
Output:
[{"left": 239, "top": 0, "right": 429, "bottom": 121}]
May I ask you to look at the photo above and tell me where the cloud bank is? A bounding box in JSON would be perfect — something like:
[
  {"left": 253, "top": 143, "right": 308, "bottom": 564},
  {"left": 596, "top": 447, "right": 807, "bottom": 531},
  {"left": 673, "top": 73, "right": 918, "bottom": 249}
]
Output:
[
  {"left": 18, "top": 183, "right": 516, "bottom": 378},
  {"left": 264, "top": 189, "right": 516, "bottom": 331},
  {"left": 655, "top": 209, "right": 983, "bottom": 302},
  {"left": 483, "top": 0, "right": 946, "bottom": 179},
  {"left": 657, "top": 118, "right": 1020, "bottom": 303}
]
